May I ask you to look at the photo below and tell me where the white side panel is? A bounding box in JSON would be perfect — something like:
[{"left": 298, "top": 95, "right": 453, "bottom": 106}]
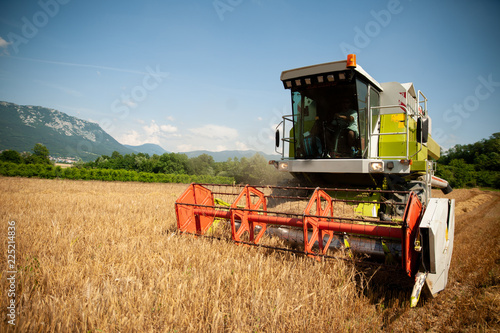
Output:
[
  {"left": 420, "top": 198, "right": 455, "bottom": 296},
  {"left": 379, "top": 82, "right": 417, "bottom": 116}
]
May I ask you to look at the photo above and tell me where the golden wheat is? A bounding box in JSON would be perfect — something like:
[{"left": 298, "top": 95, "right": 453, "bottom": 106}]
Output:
[
  {"left": 1, "top": 177, "right": 498, "bottom": 332},
  {"left": 0, "top": 177, "right": 382, "bottom": 332}
]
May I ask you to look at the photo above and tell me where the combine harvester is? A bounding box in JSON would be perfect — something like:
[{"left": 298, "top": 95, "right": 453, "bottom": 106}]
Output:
[{"left": 175, "top": 55, "right": 455, "bottom": 307}]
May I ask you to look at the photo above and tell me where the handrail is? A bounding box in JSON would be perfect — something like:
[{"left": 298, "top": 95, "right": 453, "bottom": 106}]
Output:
[
  {"left": 277, "top": 114, "right": 294, "bottom": 158},
  {"left": 369, "top": 104, "right": 410, "bottom": 159},
  {"left": 417, "top": 90, "right": 428, "bottom": 116},
  {"left": 275, "top": 120, "right": 283, "bottom": 155},
  {"left": 372, "top": 104, "right": 409, "bottom": 114}
]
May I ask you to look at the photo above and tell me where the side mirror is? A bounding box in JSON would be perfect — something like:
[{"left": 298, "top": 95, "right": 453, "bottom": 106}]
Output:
[
  {"left": 275, "top": 129, "right": 280, "bottom": 148},
  {"left": 417, "top": 118, "right": 429, "bottom": 144}
]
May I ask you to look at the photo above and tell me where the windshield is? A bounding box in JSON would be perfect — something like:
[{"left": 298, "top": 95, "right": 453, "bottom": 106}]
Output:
[{"left": 291, "top": 81, "right": 365, "bottom": 159}]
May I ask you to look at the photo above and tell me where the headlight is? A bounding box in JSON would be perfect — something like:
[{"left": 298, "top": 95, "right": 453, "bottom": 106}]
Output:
[
  {"left": 279, "top": 162, "right": 289, "bottom": 171},
  {"left": 369, "top": 161, "right": 384, "bottom": 172}
]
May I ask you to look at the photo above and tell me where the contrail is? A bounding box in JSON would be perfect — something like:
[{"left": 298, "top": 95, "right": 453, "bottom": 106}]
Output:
[{"left": 5, "top": 55, "right": 150, "bottom": 75}]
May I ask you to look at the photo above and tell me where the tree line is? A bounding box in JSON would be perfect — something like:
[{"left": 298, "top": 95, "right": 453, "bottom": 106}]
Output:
[
  {"left": 435, "top": 132, "right": 500, "bottom": 189},
  {"left": 0, "top": 143, "right": 290, "bottom": 185},
  {"left": 82, "top": 151, "right": 290, "bottom": 185},
  {"left": 0, "top": 143, "right": 52, "bottom": 165},
  {"left": 1, "top": 134, "right": 498, "bottom": 189},
  {"left": 0, "top": 162, "right": 233, "bottom": 184}
]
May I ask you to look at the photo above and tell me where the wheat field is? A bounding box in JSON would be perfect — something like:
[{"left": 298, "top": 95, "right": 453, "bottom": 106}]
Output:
[{"left": 1, "top": 177, "right": 499, "bottom": 332}]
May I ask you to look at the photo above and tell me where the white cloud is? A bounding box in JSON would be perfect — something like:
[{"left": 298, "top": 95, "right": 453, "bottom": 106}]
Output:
[
  {"left": 235, "top": 141, "right": 250, "bottom": 150},
  {"left": 177, "top": 144, "right": 197, "bottom": 152},
  {"left": 0, "top": 36, "right": 10, "bottom": 48},
  {"left": 143, "top": 120, "right": 178, "bottom": 136},
  {"left": 160, "top": 124, "right": 177, "bottom": 133},
  {"left": 143, "top": 121, "right": 160, "bottom": 136},
  {"left": 166, "top": 115, "right": 175, "bottom": 122},
  {"left": 119, "top": 130, "right": 147, "bottom": 146},
  {"left": 189, "top": 124, "right": 238, "bottom": 140},
  {"left": 215, "top": 145, "right": 227, "bottom": 151},
  {"left": 120, "top": 122, "right": 273, "bottom": 153},
  {"left": 118, "top": 120, "right": 179, "bottom": 147},
  {"left": 122, "top": 99, "right": 137, "bottom": 108}
]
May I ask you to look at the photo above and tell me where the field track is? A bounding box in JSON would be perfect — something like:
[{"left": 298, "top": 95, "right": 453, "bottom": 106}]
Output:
[{"left": 0, "top": 177, "right": 499, "bottom": 332}]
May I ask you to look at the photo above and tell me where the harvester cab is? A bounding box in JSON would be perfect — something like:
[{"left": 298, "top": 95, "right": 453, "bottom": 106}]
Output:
[
  {"left": 272, "top": 54, "right": 451, "bottom": 200},
  {"left": 175, "top": 55, "right": 455, "bottom": 307}
]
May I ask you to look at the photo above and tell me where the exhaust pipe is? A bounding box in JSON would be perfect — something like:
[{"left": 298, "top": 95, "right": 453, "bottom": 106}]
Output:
[{"left": 431, "top": 176, "right": 453, "bottom": 194}]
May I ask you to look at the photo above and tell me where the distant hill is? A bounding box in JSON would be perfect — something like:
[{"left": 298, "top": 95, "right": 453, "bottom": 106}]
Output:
[
  {"left": 0, "top": 101, "right": 280, "bottom": 163},
  {"left": 123, "top": 143, "right": 167, "bottom": 155},
  {"left": 0, "top": 101, "right": 135, "bottom": 161},
  {"left": 180, "top": 150, "right": 280, "bottom": 162}
]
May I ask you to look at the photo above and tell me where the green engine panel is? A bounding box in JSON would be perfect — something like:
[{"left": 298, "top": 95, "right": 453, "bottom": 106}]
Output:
[{"left": 378, "top": 113, "right": 427, "bottom": 172}]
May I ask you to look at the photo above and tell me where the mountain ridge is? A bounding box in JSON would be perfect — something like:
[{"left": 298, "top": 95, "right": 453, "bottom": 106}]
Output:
[
  {"left": 0, "top": 101, "right": 135, "bottom": 161},
  {"left": 123, "top": 143, "right": 168, "bottom": 156},
  {"left": 0, "top": 101, "right": 280, "bottom": 163}
]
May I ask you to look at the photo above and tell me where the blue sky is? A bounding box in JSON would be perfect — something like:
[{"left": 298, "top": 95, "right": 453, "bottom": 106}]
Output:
[{"left": 1, "top": 0, "right": 499, "bottom": 154}]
